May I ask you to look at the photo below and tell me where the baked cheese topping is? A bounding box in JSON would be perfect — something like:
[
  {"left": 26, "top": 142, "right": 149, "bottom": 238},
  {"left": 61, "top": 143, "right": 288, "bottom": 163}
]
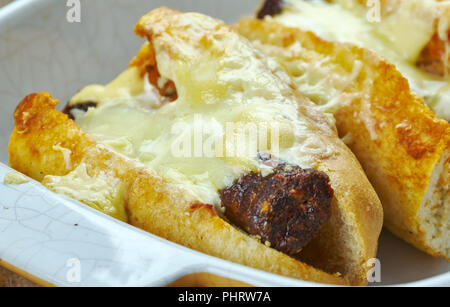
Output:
[
  {"left": 42, "top": 163, "right": 128, "bottom": 222},
  {"left": 70, "top": 67, "right": 162, "bottom": 109},
  {"left": 242, "top": 33, "right": 379, "bottom": 138},
  {"left": 65, "top": 12, "right": 337, "bottom": 209},
  {"left": 274, "top": 0, "right": 450, "bottom": 120},
  {"left": 3, "top": 172, "right": 29, "bottom": 185}
]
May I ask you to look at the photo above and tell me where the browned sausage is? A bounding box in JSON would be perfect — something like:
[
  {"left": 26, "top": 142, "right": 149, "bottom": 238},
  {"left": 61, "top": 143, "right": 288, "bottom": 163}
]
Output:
[
  {"left": 63, "top": 102, "right": 98, "bottom": 120},
  {"left": 220, "top": 155, "right": 333, "bottom": 255},
  {"left": 416, "top": 31, "right": 450, "bottom": 77}
]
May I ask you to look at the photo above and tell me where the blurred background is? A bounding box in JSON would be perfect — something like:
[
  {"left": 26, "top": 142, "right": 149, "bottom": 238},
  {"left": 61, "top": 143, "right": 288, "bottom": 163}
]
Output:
[{"left": 0, "top": 0, "right": 12, "bottom": 8}]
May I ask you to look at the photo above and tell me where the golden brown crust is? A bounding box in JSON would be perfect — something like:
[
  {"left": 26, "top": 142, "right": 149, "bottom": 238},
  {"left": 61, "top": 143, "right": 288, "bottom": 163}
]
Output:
[
  {"left": 234, "top": 18, "right": 450, "bottom": 259},
  {"left": 10, "top": 93, "right": 91, "bottom": 181},
  {"left": 8, "top": 92, "right": 346, "bottom": 285}
]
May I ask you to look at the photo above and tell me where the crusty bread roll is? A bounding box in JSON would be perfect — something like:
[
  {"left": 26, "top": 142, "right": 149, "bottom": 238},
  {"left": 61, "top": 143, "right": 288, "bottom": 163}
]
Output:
[
  {"left": 234, "top": 18, "right": 450, "bottom": 260},
  {"left": 9, "top": 7, "right": 382, "bottom": 285}
]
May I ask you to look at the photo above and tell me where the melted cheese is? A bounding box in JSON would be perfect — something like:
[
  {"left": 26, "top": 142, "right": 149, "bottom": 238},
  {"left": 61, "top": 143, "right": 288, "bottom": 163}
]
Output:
[
  {"left": 42, "top": 163, "right": 128, "bottom": 222},
  {"left": 3, "top": 172, "right": 29, "bottom": 185},
  {"left": 68, "top": 12, "right": 337, "bottom": 209},
  {"left": 52, "top": 144, "right": 72, "bottom": 171},
  {"left": 70, "top": 67, "right": 161, "bottom": 109},
  {"left": 276, "top": 0, "right": 450, "bottom": 120}
]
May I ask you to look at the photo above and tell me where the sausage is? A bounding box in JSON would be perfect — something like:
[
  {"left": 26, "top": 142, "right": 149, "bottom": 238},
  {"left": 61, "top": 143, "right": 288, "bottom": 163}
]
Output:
[
  {"left": 416, "top": 31, "right": 450, "bottom": 77},
  {"left": 62, "top": 101, "right": 98, "bottom": 120},
  {"left": 257, "top": 0, "right": 284, "bottom": 19},
  {"left": 220, "top": 155, "right": 333, "bottom": 255}
]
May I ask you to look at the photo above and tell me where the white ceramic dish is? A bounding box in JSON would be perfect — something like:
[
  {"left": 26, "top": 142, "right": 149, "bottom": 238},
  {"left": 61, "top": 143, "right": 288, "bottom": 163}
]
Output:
[{"left": 0, "top": 0, "right": 448, "bottom": 287}]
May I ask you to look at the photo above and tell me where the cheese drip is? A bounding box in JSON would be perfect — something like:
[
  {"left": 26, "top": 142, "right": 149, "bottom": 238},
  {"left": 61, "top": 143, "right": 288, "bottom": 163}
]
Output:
[{"left": 43, "top": 163, "right": 128, "bottom": 222}]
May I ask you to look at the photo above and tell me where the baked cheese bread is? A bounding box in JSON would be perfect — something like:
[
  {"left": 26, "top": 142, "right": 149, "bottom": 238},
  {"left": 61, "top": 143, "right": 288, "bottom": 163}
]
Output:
[
  {"left": 234, "top": 17, "right": 450, "bottom": 260},
  {"left": 257, "top": 0, "right": 450, "bottom": 121},
  {"left": 9, "top": 7, "right": 383, "bottom": 285}
]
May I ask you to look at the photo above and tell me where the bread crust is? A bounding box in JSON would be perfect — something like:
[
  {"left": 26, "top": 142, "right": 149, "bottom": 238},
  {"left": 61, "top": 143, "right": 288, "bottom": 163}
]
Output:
[{"left": 234, "top": 18, "right": 450, "bottom": 259}]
